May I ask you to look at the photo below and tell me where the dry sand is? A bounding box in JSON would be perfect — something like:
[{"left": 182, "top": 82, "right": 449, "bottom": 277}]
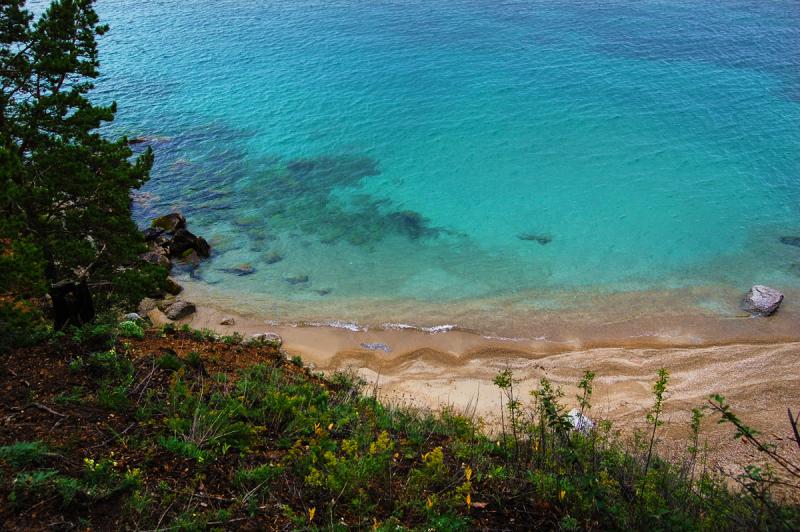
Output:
[{"left": 178, "top": 301, "right": 800, "bottom": 485}]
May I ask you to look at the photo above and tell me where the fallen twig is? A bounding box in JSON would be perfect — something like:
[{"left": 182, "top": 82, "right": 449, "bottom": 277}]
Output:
[
  {"left": 31, "top": 401, "right": 67, "bottom": 418},
  {"left": 86, "top": 422, "right": 136, "bottom": 450}
]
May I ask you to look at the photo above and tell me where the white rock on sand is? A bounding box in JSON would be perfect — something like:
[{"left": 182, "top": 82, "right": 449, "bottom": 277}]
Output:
[
  {"left": 741, "top": 285, "right": 784, "bottom": 316},
  {"left": 567, "top": 408, "right": 594, "bottom": 433}
]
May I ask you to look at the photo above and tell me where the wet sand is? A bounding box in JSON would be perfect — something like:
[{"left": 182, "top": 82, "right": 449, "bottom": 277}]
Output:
[{"left": 175, "top": 291, "right": 800, "bottom": 483}]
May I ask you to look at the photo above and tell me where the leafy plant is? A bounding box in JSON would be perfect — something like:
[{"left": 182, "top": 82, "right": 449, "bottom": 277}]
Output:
[
  {"left": 117, "top": 320, "right": 144, "bottom": 339},
  {"left": 0, "top": 441, "right": 52, "bottom": 467}
]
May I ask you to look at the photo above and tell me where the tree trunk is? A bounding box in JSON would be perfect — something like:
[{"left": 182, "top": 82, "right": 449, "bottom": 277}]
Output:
[{"left": 50, "top": 278, "right": 95, "bottom": 330}]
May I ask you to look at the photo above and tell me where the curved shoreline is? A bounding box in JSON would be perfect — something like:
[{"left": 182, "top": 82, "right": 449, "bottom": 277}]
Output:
[
  {"left": 177, "top": 279, "right": 800, "bottom": 352},
  {"left": 176, "top": 297, "right": 800, "bottom": 482}
]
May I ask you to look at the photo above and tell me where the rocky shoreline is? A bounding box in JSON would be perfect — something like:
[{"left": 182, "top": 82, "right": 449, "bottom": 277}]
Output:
[{"left": 132, "top": 212, "right": 283, "bottom": 347}]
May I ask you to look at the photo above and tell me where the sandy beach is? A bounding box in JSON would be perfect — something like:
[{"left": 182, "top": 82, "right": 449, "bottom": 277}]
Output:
[{"left": 175, "top": 293, "right": 800, "bottom": 484}]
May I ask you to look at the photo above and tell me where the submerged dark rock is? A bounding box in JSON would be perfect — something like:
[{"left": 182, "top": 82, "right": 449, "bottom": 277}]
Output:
[
  {"left": 780, "top": 236, "right": 800, "bottom": 248},
  {"left": 263, "top": 251, "right": 284, "bottom": 264},
  {"left": 741, "top": 285, "right": 784, "bottom": 316},
  {"left": 387, "top": 210, "right": 434, "bottom": 240},
  {"left": 518, "top": 233, "right": 552, "bottom": 245},
  {"left": 285, "top": 274, "right": 309, "bottom": 285},
  {"left": 220, "top": 264, "right": 256, "bottom": 276}
]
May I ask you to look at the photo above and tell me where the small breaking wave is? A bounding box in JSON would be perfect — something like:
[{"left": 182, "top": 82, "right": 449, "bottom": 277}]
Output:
[
  {"left": 381, "top": 323, "right": 458, "bottom": 334},
  {"left": 306, "top": 320, "right": 366, "bottom": 332}
]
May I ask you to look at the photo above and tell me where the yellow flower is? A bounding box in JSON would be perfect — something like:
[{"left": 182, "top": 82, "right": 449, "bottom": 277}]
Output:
[
  {"left": 559, "top": 489, "right": 566, "bottom": 501},
  {"left": 426, "top": 497, "right": 433, "bottom": 509},
  {"left": 465, "top": 465, "right": 472, "bottom": 481},
  {"left": 308, "top": 507, "right": 316, "bottom": 521},
  {"left": 328, "top": 423, "right": 334, "bottom": 431},
  {"left": 466, "top": 493, "right": 472, "bottom": 507}
]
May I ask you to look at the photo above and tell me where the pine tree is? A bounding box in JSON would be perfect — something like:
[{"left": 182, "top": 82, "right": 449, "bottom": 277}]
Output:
[{"left": 1, "top": 0, "right": 154, "bottom": 334}]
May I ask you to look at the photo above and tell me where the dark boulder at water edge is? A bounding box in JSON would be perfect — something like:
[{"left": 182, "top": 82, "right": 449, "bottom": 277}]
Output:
[
  {"left": 168, "top": 228, "right": 211, "bottom": 259},
  {"left": 151, "top": 212, "right": 186, "bottom": 232},
  {"left": 164, "top": 300, "right": 196, "bottom": 320},
  {"left": 141, "top": 212, "right": 211, "bottom": 262},
  {"left": 741, "top": 285, "right": 784, "bottom": 316}
]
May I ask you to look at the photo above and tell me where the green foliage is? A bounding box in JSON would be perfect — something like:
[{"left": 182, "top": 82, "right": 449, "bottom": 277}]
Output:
[
  {"left": 4, "top": 454, "right": 139, "bottom": 509},
  {"left": 220, "top": 332, "right": 243, "bottom": 345},
  {"left": 0, "top": 0, "right": 158, "bottom": 345},
  {"left": 155, "top": 351, "right": 183, "bottom": 371},
  {"left": 185, "top": 350, "right": 203, "bottom": 369},
  {"left": 235, "top": 463, "right": 284, "bottom": 489},
  {"left": 160, "top": 375, "right": 254, "bottom": 461},
  {"left": 68, "top": 321, "right": 114, "bottom": 350},
  {"left": 0, "top": 0, "right": 154, "bottom": 278},
  {"left": 0, "top": 441, "right": 51, "bottom": 467},
  {"left": 99, "top": 264, "right": 169, "bottom": 311},
  {"left": 117, "top": 320, "right": 144, "bottom": 339},
  {"left": 3, "top": 329, "right": 799, "bottom": 529},
  {"left": 0, "top": 299, "right": 48, "bottom": 353}
]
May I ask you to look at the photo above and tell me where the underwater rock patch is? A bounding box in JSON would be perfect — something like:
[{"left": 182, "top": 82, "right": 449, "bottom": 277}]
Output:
[
  {"left": 286, "top": 155, "right": 380, "bottom": 185},
  {"left": 387, "top": 210, "right": 436, "bottom": 240},
  {"left": 780, "top": 236, "right": 800, "bottom": 248},
  {"left": 284, "top": 274, "right": 309, "bottom": 285},
  {"left": 518, "top": 233, "right": 552, "bottom": 245},
  {"left": 263, "top": 251, "right": 284, "bottom": 264},
  {"left": 220, "top": 264, "right": 256, "bottom": 276}
]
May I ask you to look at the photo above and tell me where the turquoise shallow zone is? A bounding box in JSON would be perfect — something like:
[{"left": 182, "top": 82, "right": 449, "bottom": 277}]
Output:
[{"left": 79, "top": 1, "right": 800, "bottom": 330}]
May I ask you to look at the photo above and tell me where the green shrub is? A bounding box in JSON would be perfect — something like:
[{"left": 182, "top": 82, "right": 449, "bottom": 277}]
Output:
[
  {"left": 0, "top": 301, "right": 48, "bottom": 353},
  {"left": 70, "top": 322, "right": 115, "bottom": 350},
  {"left": 185, "top": 350, "right": 203, "bottom": 370},
  {"left": 118, "top": 320, "right": 144, "bottom": 339},
  {"left": 101, "top": 264, "right": 169, "bottom": 310},
  {"left": 156, "top": 352, "right": 183, "bottom": 371},
  {"left": 0, "top": 441, "right": 51, "bottom": 468}
]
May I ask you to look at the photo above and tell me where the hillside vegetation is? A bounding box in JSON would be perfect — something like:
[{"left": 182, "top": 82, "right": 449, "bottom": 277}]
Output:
[{"left": 1, "top": 321, "right": 798, "bottom": 530}]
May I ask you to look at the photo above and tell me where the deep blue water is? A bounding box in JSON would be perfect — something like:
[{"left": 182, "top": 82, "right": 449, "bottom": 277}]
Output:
[{"left": 65, "top": 1, "right": 800, "bottom": 330}]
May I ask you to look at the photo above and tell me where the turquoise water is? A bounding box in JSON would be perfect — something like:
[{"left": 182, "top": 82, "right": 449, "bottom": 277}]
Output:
[{"left": 88, "top": 1, "right": 800, "bottom": 331}]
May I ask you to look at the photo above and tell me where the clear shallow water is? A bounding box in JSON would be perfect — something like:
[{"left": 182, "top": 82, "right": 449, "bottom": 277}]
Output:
[{"left": 87, "top": 1, "right": 800, "bottom": 332}]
